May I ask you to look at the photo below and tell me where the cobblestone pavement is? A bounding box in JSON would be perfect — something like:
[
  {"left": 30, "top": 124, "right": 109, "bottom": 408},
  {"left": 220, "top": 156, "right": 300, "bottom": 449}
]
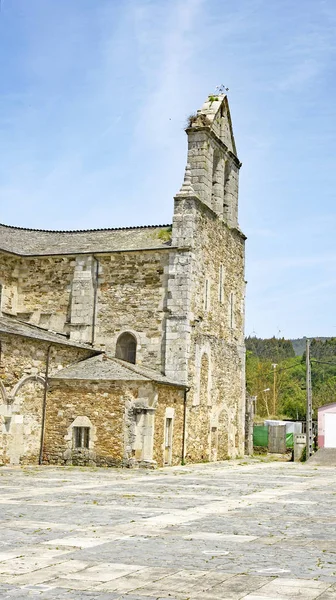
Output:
[{"left": 0, "top": 459, "right": 335, "bottom": 599}]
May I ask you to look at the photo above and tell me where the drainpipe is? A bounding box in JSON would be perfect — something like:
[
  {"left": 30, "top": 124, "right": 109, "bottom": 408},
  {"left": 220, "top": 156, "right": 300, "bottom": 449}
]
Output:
[
  {"left": 91, "top": 256, "right": 99, "bottom": 347},
  {"left": 39, "top": 344, "right": 52, "bottom": 465},
  {"left": 181, "top": 386, "right": 190, "bottom": 465}
]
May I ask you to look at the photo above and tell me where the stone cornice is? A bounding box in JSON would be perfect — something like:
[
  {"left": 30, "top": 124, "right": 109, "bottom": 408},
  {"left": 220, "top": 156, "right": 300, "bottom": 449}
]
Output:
[
  {"left": 174, "top": 194, "right": 246, "bottom": 240},
  {"left": 0, "top": 245, "right": 177, "bottom": 259}
]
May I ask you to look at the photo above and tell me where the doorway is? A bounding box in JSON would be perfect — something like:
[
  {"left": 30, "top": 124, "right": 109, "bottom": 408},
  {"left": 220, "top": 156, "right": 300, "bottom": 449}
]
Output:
[
  {"left": 210, "top": 426, "right": 218, "bottom": 462},
  {"left": 325, "top": 413, "right": 336, "bottom": 448},
  {"left": 164, "top": 417, "right": 173, "bottom": 465}
]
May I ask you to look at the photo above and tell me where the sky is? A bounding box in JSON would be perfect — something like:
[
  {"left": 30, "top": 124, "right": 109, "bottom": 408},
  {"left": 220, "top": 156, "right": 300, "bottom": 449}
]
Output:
[{"left": 0, "top": 0, "right": 336, "bottom": 340}]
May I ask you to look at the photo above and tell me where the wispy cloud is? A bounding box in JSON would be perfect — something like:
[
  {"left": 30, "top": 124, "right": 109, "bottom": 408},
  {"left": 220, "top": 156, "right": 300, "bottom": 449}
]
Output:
[
  {"left": 276, "top": 58, "right": 321, "bottom": 92},
  {"left": 132, "top": 0, "right": 206, "bottom": 147},
  {"left": 0, "top": 0, "right": 209, "bottom": 227}
]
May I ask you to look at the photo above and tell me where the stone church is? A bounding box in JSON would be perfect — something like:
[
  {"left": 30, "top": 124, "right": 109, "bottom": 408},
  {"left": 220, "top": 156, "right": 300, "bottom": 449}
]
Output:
[{"left": 0, "top": 94, "right": 246, "bottom": 468}]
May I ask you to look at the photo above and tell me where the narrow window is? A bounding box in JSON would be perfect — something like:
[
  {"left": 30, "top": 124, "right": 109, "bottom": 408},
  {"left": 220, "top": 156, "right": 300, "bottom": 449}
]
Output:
[
  {"left": 223, "top": 160, "right": 231, "bottom": 219},
  {"left": 164, "top": 418, "right": 173, "bottom": 465},
  {"left": 219, "top": 265, "right": 225, "bottom": 304},
  {"left": 74, "top": 427, "right": 90, "bottom": 449},
  {"left": 0, "top": 284, "right": 2, "bottom": 313},
  {"left": 200, "top": 354, "right": 210, "bottom": 405},
  {"left": 204, "top": 279, "right": 210, "bottom": 312},
  {"left": 116, "top": 332, "right": 137, "bottom": 364},
  {"left": 229, "top": 292, "right": 234, "bottom": 329},
  {"left": 212, "top": 149, "right": 223, "bottom": 214}
]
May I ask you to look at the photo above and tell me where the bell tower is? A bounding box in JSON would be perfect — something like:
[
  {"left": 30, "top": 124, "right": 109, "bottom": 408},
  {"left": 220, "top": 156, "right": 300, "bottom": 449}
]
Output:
[
  {"left": 165, "top": 93, "right": 246, "bottom": 460},
  {"left": 185, "top": 94, "right": 241, "bottom": 228}
]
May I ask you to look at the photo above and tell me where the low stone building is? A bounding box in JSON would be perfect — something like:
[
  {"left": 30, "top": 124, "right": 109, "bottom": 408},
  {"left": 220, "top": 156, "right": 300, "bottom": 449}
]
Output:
[{"left": 0, "top": 94, "right": 246, "bottom": 467}]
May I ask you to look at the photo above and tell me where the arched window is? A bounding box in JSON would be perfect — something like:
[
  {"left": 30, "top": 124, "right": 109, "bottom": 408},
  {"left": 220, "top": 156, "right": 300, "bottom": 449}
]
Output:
[
  {"left": 211, "top": 149, "right": 224, "bottom": 215},
  {"left": 223, "top": 159, "right": 231, "bottom": 220},
  {"left": 116, "top": 333, "right": 137, "bottom": 364}
]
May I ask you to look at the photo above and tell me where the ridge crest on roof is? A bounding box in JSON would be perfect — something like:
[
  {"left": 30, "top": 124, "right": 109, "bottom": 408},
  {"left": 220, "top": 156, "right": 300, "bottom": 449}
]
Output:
[
  {"left": 0, "top": 222, "right": 172, "bottom": 234},
  {"left": 50, "top": 354, "right": 185, "bottom": 387},
  {"left": 0, "top": 222, "right": 174, "bottom": 256}
]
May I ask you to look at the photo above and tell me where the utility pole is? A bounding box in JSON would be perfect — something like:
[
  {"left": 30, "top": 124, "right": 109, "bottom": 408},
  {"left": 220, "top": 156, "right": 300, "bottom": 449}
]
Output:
[
  {"left": 263, "top": 388, "right": 270, "bottom": 417},
  {"left": 306, "top": 339, "right": 313, "bottom": 458},
  {"left": 272, "top": 363, "right": 277, "bottom": 415}
]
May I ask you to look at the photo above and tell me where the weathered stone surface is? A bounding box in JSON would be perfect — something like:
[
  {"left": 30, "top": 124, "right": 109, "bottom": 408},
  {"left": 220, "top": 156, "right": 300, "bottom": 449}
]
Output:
[
  {"left": 0, "top": 333, "right": 94, "bottom": 465},
  {"left": 0, "top": 461, "right": 334, "bottom": 599},
  {"left": 46, "top": 380, "right": 184, "bottom": 468},
  {"left": 96, "top": 251, "right": 170, "bottom": 368},
  {"left": 166, "top": 97, "right": 246, "bottom": 462}
]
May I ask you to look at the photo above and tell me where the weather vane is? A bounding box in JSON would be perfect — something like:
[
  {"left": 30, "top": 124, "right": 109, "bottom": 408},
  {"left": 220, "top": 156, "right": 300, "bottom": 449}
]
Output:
[{"left": 215, "top": 84, "right": 229, "bottom": 94}]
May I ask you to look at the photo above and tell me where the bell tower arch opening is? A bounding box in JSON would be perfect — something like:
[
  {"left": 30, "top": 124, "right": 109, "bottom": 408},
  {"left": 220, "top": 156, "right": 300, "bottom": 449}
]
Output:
[{"left": 211, "top": 148, "right": 225, "bottom": 216}]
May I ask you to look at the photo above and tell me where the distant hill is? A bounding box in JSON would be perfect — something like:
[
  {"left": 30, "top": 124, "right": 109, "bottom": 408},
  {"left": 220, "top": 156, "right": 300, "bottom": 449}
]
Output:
[
  {"left": 290, "top": 337, "right": 331, "bottom": 356},
  {"left": 245, "top": 336, "right": 295, "bottom": 361},
  {"left": 246, "top": 336, "right": 335, "bottom": 358}
]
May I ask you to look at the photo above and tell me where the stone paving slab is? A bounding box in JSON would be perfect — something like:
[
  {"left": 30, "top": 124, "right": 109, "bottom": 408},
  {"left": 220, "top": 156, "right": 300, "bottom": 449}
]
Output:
[{"left": 0, "top": 460, "right": 335, "bottom": 598}]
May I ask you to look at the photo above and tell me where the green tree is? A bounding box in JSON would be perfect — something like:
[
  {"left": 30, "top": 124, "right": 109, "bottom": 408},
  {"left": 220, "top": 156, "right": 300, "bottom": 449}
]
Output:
[
  {"left": 246, "top": 336, "right": 336, "bottom": 420},
  {"left": 245, "top": 336, "right": 295, "bottom": 362}
]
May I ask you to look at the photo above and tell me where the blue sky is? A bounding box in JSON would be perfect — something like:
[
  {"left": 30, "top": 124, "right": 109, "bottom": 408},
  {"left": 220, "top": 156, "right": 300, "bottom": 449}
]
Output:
[{"left": 1, "top": 0, "right": 336, "bottom": 339}]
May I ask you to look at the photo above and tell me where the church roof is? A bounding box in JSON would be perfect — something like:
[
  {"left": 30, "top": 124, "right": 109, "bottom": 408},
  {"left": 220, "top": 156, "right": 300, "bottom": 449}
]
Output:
[
  {"left": 0, "top": 223, "right": 173, "bottom": 257},
  {"left": 0, "top": 314, "right": 97, "bottom": 351},
  {"left": 50, "top": 354, "right": 185, "bottom": 388}
]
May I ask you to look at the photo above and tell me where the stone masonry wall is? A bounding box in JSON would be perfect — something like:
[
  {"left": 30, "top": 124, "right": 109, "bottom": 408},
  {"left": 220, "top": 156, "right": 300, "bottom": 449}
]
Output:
[
  {"left": 0, "top": 253, "right": 20, "bottom": 315},
  {"left": 186, "top": 199, "right": 246, "bottom": 461},
  {"left": 96, "top": 251, "right": 169, "bottom": 369},
  {"left": 44, "top": 380, "right": 183, "bottom": 467},
  {"left": 168, "top": 95, "right": 246, "bottom": 463},
  {"left": 168, "top": 188, "right": 245, "bottom": 463},
  {"left": 153, "top": 386, "right": 184, "bottom": 467},
  {"left": 0, "top": 331, "right": 183, "bottom": 467},
  {"left": 44, "top": 381, "right": 128, "bottom": 466},
  {"left": 1, "top": 248, "right": 170, "bottom": 370},
  {"left": 0, "top": 334, "right": 93, "bottom": 392},
  {"left": 186, "top": 126, "right": 239, "bottom": 227},
  {"left": 15, "top": 256, "right": 74, "bottom": 331},
  {"left": 0, "top": 334, "right": 94, "bottom": 465}
]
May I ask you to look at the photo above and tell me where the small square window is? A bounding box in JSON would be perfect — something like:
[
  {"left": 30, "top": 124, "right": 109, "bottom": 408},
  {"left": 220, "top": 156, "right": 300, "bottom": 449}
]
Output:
[{"left": 73, "top": 427, "right": 90, "bottom": 449}]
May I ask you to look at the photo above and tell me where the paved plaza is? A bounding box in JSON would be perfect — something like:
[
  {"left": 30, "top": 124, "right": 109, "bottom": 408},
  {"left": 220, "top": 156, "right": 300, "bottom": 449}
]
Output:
[{"left": 0, "top": 460, "right": 335, "bottom": 599}]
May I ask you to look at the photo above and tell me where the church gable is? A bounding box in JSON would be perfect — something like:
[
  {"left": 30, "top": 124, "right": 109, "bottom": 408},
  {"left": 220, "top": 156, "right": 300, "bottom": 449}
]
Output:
[
  {"left": 189, "top": 94, "right": 237, "bottom": 156},
  {"left": 183, "top": 94, "right": 241, "bottom": 223}
]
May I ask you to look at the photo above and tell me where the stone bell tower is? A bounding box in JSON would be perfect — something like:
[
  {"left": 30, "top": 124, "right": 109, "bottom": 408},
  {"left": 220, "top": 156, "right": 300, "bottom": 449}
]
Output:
[
  {"left": 186, "top": 94, "right": 241, "bottom": 228},
  {"left": 165, "top": 94, "right": 246, "bottom": 460}
]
